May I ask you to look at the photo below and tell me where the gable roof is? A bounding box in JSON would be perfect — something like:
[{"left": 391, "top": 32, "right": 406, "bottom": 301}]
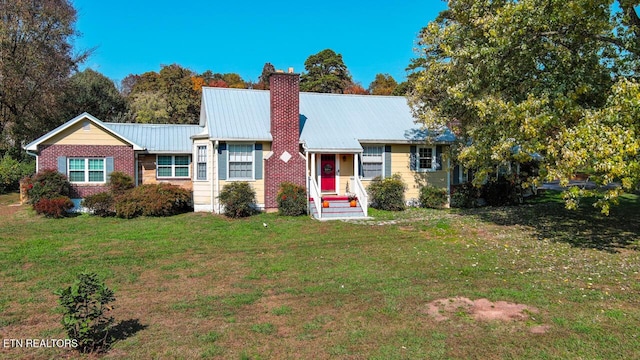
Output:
[
  {"left": 200, "top": 87, "right": 455, "bottom": 151},
  {"left": 24, "top": 113, "right": 144, "bottom": 151},
  {"left": 24, "top": 112, "right": 203, "bottom": 153}
]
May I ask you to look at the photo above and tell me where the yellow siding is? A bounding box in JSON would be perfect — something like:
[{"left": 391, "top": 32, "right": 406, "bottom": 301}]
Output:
[
  {"left": 338, "top": 154, "right": 354, "bottom": 194},
  {"left": 44, "top": 121, "right": 129, "bottom": 146},
  {"left": 193, "top": 139, "right": 213, "bottom": 206},
  {"left": 218, "top": 141, "right": 270, "bottom": 207},
  {"left": 390, "top": 145, "right": 448, "bottom": 200}
]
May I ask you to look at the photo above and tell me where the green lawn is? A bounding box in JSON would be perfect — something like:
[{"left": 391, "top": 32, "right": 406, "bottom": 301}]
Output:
[{"left": 0, "top": 192, "right": 639, "bottom": 359}]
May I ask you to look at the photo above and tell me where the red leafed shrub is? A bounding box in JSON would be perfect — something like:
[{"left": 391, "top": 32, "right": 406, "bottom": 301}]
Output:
[
  {"left": 114, "top": 183, "right": 192, "bottom": 219},
  {"left": 34, "top": 196, "right": 74, "bottom": 218},
  {"left": 26, "top": 169, "right": 71, "bottom": 205}
]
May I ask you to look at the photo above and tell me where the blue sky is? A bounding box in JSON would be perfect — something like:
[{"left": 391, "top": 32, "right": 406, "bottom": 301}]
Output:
[{"left": 71, "top": 0, "right": 447, "bottom": 87}]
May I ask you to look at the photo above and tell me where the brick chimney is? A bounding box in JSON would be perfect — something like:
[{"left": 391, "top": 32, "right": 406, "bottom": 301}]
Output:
[{"left": 264, "top": 71, "right": 307, "bottom": 210}]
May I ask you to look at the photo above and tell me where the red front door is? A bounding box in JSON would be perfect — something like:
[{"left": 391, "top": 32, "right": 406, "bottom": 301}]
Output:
[{"left": 320, "top": 154, "right": 336, "bottom": 192}]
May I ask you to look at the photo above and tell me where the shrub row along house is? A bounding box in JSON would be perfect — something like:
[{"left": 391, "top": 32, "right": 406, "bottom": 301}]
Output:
[{"left": 24, "top": 70, "right": 466, "bottom": 219}]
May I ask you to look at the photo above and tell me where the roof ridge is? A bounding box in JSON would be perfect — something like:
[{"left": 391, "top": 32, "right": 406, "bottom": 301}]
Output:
[{"left": 105, "top": 122, "right": 202, "bottom": 127}]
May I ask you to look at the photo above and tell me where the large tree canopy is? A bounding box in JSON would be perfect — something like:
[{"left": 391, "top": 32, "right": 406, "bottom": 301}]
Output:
[
  {"left": 0, "top": 0, "right": 88, "bottom": 153},
  {"left": 61, "top": 69, "right": 126, "bottom": 122},
  {"left": 300, "top": 49, "right": 352, "bottom": 93},
  {"left": 125, "top": 64, "right": 200, "bottom": 124},
  {"left": 408, "top": 0, "right": 640, "bottom": 213},
  {"left": 368, "top": 73, "right": 398, "bottom": 95}
]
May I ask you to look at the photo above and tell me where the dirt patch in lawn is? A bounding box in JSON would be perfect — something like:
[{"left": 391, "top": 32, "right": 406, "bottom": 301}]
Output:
[
  {"left": 425, "top": 297, "right": 548, "bottom": 333},
  {"left": 0, "top": 203, "right": 23, "bottom": 217}
]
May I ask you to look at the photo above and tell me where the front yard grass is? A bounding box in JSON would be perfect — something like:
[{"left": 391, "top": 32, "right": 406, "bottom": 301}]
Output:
[{"left": 0, "top": 192, "right": 638, "bottom": 359}]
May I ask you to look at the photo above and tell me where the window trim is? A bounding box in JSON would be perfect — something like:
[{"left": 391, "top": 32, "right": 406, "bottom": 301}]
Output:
[
  {"left": 360, "top": 145, "right": 385, "bottom": 180},
  {"left": 156, "top": 155, "right": 191, "bottom": 179},
  {"left": 68, "top": 157, "right": 106, "bottom": 184},
  {"left": 227, "top": 143, "right": 255, "bottom": 181},
  {"left": 417, "top": 146, "right": 437, "bottom": 172},
  {"left": 196, "top": 145, "right": 208, "bottom": 181}
]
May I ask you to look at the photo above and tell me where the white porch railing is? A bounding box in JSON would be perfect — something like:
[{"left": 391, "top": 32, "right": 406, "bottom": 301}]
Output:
[
  {"left": 350, "top": 176, "right": 368, "bottom": 216},
  {"left": 308, "top": 176, "right": 322, "bottom": 219}
]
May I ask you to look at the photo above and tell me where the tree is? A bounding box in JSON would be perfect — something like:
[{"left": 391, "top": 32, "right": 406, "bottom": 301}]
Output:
[
  {"left": 0, "top": 0, "right": 89, "bottom": 154},
  {"left": 128, "top": 91, "right": 169, "bottom": 124},
  {"left": 254, "top": 62, "right": 276, "bottom": 90},
  {"left": 158, "top": 64, "right": 199, "bottom": 123},
  {"left": 125, "top": 65, "right": 200, "bottom": 124},
  {"left": 344, "top": 83, "right": 369, "bottom": 95},
  {"left": 391, "top": 81, "right": 412, "bottom": 96},
  {"left": 61, "top": 69, "right": 127, "bottom": 122},
  {"left": 368, "top": 73, "right": 398, "bottom": 95},
  {"left": 407, "top": 0, "right": 640, "bottom": 213},
  {"left": 222, "top": 73, "right": 246, "bottom": 89},
  {"left": 300, "top": 49, "right": 352, "bottom": 93}
]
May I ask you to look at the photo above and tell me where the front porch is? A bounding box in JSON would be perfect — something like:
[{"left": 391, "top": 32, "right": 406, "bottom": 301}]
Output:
[{"left": 306, "top": 152, "right": 370, "bottom": 220}]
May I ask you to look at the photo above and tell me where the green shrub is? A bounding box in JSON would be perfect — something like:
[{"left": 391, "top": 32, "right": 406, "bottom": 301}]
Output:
[
  {"left": 419, "top": 185, "right": 448, "bottom": 208},
  {"left": 218, "top": 182, "right": 258, "bottom": 218},
  {"left": 26, "top": 169, "right": 71, "bottom": 204},
  {"left": 55, "top": 272, "right": 116, "bottom": 353},
  {"left": 82, "top": 192, "right": 115, "bottom": 217},
  {"left": 0, "top": 155, "right": 34, "bottom": 193},
  {"left": 34, "top": 196, "right": 74, "bottom": 218},
  {"left": 367, "top": 174, "right": 406, "bottom": 211},
  {"left": 276, "top": 182, "right": 307, "bottom": 216},
  {"left": 481, "top": 176, "right": 523, "bottom": 206},
  {"left": 450, "top": 183, "right": 480, "bottom": 208},
  {"left": 108, "top": 171, "right": 134, "bottom": 195},
  {"left": 114, "top": 183, "right": 192, "bottom": 219}
]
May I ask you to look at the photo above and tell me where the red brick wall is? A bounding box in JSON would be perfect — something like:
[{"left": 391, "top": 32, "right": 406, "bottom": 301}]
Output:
[
  {"left": 38, "top": 144, "right": 135, "bottom": 198},
  {"left": 264, "top": 72, "right": 306, "bottom": 209}
]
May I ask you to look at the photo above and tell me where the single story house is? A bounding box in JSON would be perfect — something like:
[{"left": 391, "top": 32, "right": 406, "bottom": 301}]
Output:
[{"left": 24, "top": 71, "right": 466, "bottom": 219}]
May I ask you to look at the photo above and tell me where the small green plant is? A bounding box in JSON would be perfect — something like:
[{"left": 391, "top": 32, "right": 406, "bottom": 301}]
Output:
[
  {"left": 419, "top": 185, "right": 448, "bottom": 208},
  {"left": 367, "top": 174, "right": 406, "bottom": 211},
  {"left": 276, "top": 182, "right": 307, "bottom": 216},
  {"left": 251, "top": 322, "right": 276, "bottom": 335},
  {"left": 271, "top": 305, "right": 292, "bottom": 316},
  {"left": 218, "top": 182, "right": 258, "bottom": 218},
  {"left": 82, "top": 192, "right": 115, "bottom": 217},
  {"left": 450, "top": 183, "right": 479, "bottom": 208},
  {"left": 26, "top": 169, "right": 71, "bottom": 205},
  {"left": 55, "top": 272, "right": 116, "bottom": 353},
  {"left": 481, "top": 175, "right": 523, "bottom": 206}
]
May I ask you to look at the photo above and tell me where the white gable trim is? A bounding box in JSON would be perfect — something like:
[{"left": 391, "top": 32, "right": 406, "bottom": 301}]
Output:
[{"left": 23, "top": 112, "right": 144, "bottom": 152}]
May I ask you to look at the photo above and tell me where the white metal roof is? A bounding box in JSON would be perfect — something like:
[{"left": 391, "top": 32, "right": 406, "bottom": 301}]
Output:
[
  {"left": 104, "top": 123, "right": 203, "bottom": 153},
  {"left": 201, "top": 87, "right": 455, "bottom": 151}
]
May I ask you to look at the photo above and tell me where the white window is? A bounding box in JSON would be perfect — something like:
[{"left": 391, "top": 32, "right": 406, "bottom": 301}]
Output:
[
  {"left": 68, "top": 158, "right": 105, "bottom": 183},
  {"left": 418, "top": 146, "right": 437, "bottom": 171},
  {"left": 228, "top": 144, "right": 254, "bottom": 179},
  {"left": 361, "top": 146, "right": 383, "bottom": 179},
  {"left": 196, "top": 146, "right": 207, "bottom": 181},
  {"left": 157, "top": 155, "right": 190, "bottom": 178}
]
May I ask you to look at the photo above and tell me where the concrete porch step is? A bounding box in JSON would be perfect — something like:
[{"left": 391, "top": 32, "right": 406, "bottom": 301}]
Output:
[{"left": 309, "top": 200, "right": 366, "bottom": 220}]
